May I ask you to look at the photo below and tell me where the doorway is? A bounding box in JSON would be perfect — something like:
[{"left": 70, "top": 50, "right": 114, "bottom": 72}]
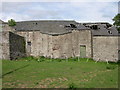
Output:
[
  {"left": 27, "top": 41, "right": 31, "bottom": 56},
  {"left": 80, "top": 45, "right": 86, "bottom": 58}
]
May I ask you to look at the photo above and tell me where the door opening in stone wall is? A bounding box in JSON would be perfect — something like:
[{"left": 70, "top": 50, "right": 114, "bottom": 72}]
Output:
[
  {"left": 27, "top": 41, "right": 31, "bottom": 56},
  {"left": 80, "top": 45, "right": 86, "bottom": 58}
]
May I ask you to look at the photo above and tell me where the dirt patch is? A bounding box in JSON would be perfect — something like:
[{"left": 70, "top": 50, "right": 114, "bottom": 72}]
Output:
[
  {"left": 35, "top": 77, "right": 68, "bottom": 88},
  {"left": 79, "top": 70, "right": 112, "bottom": 83}
]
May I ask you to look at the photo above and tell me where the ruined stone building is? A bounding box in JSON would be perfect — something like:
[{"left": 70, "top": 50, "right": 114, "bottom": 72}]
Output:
[{"left": 0, "top": 20, "right": 120, "bottom": 62}]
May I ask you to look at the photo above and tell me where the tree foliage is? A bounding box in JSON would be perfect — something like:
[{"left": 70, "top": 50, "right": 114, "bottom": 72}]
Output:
[
  {"left": 112, "top": 14, "right": 120, "bottom": 31},
  {"left": 8, "top": 19, "right": 16, "bottom": 26}
]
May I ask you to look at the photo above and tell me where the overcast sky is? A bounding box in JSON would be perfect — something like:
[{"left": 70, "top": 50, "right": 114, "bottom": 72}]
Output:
[{"left": 0, "top": 1, "right": 119, "bottom": 24}]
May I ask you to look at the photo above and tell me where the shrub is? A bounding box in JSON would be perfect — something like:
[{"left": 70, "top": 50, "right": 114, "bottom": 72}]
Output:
[
  {"left": 68, "top": 83, "right": 77, "bottom": 89},
  {"left": 8, "top": 19, "right": 16, "bottom": 26},
  {"left": 106, "top": 65, "right": 116, "bottom": 70},
  {"left": 39, "top": 56, "right": 45, "bottom": 59}
]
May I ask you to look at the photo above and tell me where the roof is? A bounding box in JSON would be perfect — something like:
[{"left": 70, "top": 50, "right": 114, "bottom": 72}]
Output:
[
  {"left": 14, "top": 20, "right": 89, "bottom": 35},
  {"left": 83, "top": 23, "right": 118, "bottom": 36},
  {"left": 13, "top": 20, "right": 118, "bottom": 36},
  {"left": 0, "top": 20, "right": 4, "bottom": 24}
]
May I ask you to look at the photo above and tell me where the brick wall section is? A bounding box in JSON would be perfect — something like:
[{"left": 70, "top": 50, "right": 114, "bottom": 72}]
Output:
[{"left": 9, "top": 32, "right": 26, "bottom": 59}]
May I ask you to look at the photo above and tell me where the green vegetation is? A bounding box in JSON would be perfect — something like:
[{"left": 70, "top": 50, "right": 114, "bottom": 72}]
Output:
[
  {"left": 113, "top": 14, "right": 120, "bottom": 31},
  {"left": 8, "top": 19, "right": 16, "bottom": 26},
  {"left": 2, "top": 57, "right": 119, "bottom": 88}
]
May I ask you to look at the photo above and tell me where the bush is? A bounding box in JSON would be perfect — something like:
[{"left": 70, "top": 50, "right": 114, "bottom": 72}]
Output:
[
  {"left": 68, "top": 57, "right": 78, "bottom": 62},
  {"left": 39, "top": 56, "right": 45, "bottom": 59},
  {"left": 18, "top": 56, "right": 38, "bottom": 61},
  {"left": 37, "top": 58, "right": 44, "bottom": 62},
  {"left": 106, "top": 65, "right": 116, "bottom": 70},
  {"left": 68, "top": 83, "right": 77, "bottom": 89},
  {"left": 8, "top": 19, "right": 16, "bottom": 26},
  {"left": 56, "top": 59, "right": 62, "bottom": 62}
]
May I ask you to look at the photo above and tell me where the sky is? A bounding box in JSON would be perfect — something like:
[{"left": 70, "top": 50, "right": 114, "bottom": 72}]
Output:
[{"left": 0, "top": 0, "right": 119, "bottom": 24}]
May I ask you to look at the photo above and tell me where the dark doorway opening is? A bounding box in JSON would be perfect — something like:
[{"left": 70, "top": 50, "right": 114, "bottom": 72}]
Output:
[{"left": 27, "top": 41, "right": 31, "bottom": 55}]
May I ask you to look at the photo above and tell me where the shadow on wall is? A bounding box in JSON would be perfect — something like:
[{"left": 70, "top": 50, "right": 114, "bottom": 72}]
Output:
[{"left": 9, "top": 32, "right": 26, "bottom": 60}]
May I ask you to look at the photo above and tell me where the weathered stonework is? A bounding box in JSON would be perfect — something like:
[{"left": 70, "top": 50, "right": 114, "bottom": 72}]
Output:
[
  {"left": 0, "top": 31, "right": 10, "bottom": 59},
  {"left": 16, "top": 30, "right": 92, "bottom": 59},
  {"left": 9, "top": 32, "right": 26, "bottom": 59},
  {"left": 0, "top": 20, "right": 119, "bottom": 62},
  {"left": 93, "top": 36, "right": 120, "bottom": 62},
  {"left": 0, "top": 20, "right": 15, "bottom": 32},
  {"left": 0, "top": 31, "right": 26, "bottom": 60}
]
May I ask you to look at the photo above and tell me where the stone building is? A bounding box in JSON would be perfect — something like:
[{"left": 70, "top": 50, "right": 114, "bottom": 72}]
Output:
[
  {"left": 0, "top": 20, "right": 26, "bottom": 60},
  {"left": 0, "top": 20, "right": 119, "bottom": 62}
]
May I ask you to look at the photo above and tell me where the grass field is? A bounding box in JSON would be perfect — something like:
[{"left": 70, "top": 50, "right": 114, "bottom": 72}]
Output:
[{"left": 2, "top": 57, "right": 119, "bottom": 88}]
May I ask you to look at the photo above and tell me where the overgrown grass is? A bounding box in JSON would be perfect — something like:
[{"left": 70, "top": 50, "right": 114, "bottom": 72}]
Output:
[
  {"left": 17, "top": 56, "right": 95, "bottom": 62},
  {"left": 2, "top": 56, "right": 119, "bottom": 88}
]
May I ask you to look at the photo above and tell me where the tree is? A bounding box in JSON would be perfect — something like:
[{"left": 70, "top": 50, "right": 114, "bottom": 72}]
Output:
[
  {"left": 112, "top": 14, "right": 120, "bottom": 31},
  {"left": 8, "top": 19, "right": 16, "bottom": 26}
]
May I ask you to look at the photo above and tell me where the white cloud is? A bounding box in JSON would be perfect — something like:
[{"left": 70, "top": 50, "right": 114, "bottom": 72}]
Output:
[
  {"left": 1, "top": 13, "right": 31, "bottom": 21},
  {"left": 1, "top": 0, "right": 120, "bottom": 2},
  {"left": 68, "top": 2, "right": 118, "bottom": 23},
  {"left": 0, "top": 2, "right": 118, "bottom": 24}
]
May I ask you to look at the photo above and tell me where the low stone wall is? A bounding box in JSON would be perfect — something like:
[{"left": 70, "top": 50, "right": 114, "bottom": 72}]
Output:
[
  {"left": 9, "top": 32, "right": 26, "bottom": 59},
  {"left": 93, "top": 36, "right": 119, "bottom": 62}
]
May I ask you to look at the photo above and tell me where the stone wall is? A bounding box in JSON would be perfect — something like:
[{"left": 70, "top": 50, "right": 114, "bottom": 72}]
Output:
[
  {"left": 1, "top": 23, "right": 15, "bottom": 32},
  {"left": 16, "top": 30, "right": 92, "bottom": 58},
  {"left": 9, "top": 32, "right": 26, "bottom": 59},
  {"left": 2, "top": 30, "right": 119, "bottom": 62},
  {"left": 0, "top": 31, "right": 26, "bottom": 60},
  {"left": 93, "top": 36, "right": 120, "bottom": 62},
  {"left": 0, "top": 31, "right": 10, "bottom": 60}
]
